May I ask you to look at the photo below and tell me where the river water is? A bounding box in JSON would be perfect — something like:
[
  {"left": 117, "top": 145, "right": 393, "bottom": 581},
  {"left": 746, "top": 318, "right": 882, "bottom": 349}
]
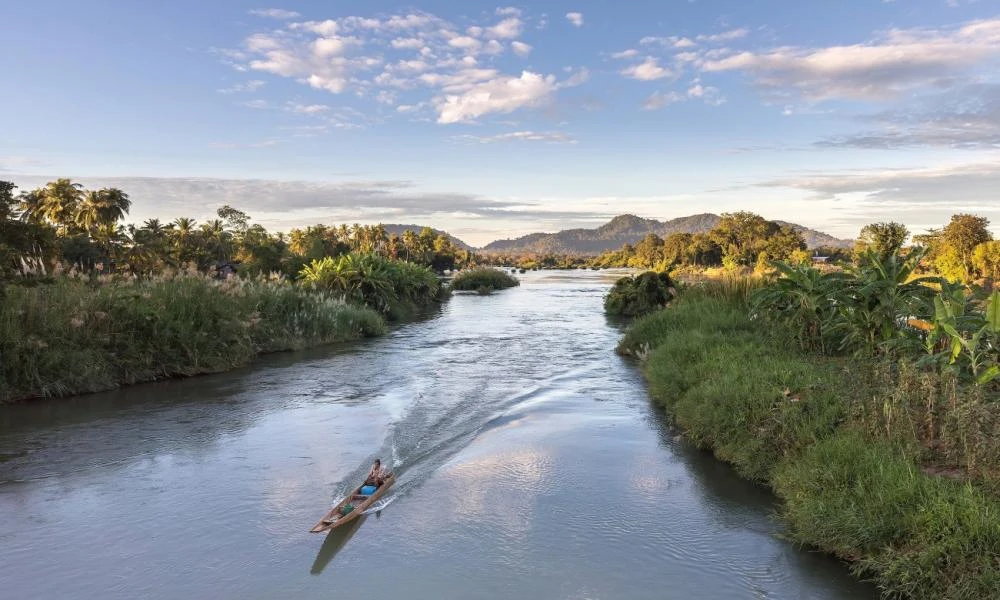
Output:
[{"left": 0, "top": 270, "right": 876, "bottom": 599}]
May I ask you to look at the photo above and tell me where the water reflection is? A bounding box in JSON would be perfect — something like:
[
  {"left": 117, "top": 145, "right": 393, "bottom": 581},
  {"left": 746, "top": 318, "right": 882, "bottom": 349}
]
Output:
[
  {"left": 310, "top": 517, "right": 365, "bottom": 575},
  {"left": 0, "top": 271, "right": 875, "bottom": 600}
]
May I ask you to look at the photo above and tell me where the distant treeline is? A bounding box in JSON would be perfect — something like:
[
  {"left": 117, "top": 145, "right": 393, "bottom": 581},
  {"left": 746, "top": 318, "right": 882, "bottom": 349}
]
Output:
[
  {"left": 486, "top": 213, "right": 999, "bottom": 285},
  {"left": 0, "top": 178, "right": 478, "bottom": 280}
]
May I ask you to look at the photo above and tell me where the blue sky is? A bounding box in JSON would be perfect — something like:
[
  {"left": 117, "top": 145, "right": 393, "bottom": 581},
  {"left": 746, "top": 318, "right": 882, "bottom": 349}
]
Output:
[{"left": 2, "top": 0, "right": 999, "bottom": 245}]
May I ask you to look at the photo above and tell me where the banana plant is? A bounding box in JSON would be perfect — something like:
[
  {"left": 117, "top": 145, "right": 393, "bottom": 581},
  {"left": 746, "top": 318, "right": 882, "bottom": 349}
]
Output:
[
  {"left": 927, "top": 288, "right": 1000, "bottom": 385},
  {"left": 750, "top": 261, "right": 847, "bottom": 353}
]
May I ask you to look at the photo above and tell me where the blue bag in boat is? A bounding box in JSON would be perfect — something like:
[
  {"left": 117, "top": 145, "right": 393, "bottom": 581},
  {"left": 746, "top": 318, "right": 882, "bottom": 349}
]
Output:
[{"left": 360, "top": 485, "right": 377, "bottom": 495}]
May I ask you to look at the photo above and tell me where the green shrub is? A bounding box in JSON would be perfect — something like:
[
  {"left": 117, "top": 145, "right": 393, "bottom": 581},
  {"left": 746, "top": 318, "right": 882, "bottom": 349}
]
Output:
[
  {"left": 299, "top": 253, "right": 443, "bottom": 318},
  {"left": 604, "top": 271, "right": 676, "bottom": 317},
  {"left": 450, "top": 267, "right": 519, "bottom": 292}
]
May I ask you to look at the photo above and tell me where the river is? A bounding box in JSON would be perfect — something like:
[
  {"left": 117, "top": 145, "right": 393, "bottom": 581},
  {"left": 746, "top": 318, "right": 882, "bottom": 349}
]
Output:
[{"left": 0, "top": 270, "right": 876, "bottom": 599}]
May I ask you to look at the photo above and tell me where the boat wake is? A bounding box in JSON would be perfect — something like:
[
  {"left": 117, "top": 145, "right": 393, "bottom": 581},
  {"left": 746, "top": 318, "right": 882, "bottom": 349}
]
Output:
[{"left": 362, "top": 495, "right": 396, "bottom": 514}]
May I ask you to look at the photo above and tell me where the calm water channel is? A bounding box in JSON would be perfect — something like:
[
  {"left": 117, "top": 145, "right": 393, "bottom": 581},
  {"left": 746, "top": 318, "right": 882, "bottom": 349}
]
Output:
[{"left": 0, "top": 270, "right": 876, "bottom": 599}]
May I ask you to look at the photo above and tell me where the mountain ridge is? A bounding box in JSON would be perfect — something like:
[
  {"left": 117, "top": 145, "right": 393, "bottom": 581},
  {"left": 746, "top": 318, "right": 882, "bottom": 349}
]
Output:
[{"left": 481, "top": 214, "right": 853, "bottom": 255}]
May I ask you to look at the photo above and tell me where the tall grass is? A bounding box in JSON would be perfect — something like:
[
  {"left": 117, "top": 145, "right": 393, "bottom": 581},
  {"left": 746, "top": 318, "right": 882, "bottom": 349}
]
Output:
[
  {"left": 623, "top": 290, "right": 1000, "bottom": 597},
  {"left": 450, "top": 267, "right": 519, "bottom": 292},
  {"left": 0, "top": 273, "right": 385, "bottom": 402},
  {"left": 775, "top": 432, "right": 1000, "bottom": 599}
]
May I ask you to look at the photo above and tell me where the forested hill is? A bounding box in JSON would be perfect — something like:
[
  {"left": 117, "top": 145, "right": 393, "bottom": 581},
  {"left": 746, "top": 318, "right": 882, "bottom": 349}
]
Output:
[
  {"left": 381, "top": 224, "right": 472, "bottom": 250},
  {"left": 482, "top": 214, "right": 853, "bottom": 255}
]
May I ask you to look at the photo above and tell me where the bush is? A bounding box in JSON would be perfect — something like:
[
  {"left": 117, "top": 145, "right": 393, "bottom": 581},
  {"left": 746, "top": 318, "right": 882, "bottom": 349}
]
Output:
[
  {"left": 604, "top": 271, "right": 676, "bottom": 317},
  {"left": 299, "top": 253, "right": 443, "bottom": 318},
  {"left": 450, "top": 267, "right": 519, "bottom": 292}
]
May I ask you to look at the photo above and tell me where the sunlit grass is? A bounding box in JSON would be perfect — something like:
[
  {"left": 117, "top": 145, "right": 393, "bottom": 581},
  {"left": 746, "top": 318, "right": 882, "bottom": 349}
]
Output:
[
  {"left": 0, "top": 273, "right": 385, "bottom": 402},
  {"left": 622, "top": 289, "right": 1000, "bottom": 597}
]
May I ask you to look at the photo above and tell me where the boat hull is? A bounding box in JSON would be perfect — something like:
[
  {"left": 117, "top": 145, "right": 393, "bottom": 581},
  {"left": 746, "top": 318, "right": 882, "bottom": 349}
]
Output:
[{"left": 310, "top": 474, "right": 396, "bottom": 534}]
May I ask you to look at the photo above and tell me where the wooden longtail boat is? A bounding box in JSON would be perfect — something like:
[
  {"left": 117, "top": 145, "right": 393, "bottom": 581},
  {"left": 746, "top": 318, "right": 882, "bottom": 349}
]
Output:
[{"left": 310, "top": 474, "right": 396, "bottom": 534}]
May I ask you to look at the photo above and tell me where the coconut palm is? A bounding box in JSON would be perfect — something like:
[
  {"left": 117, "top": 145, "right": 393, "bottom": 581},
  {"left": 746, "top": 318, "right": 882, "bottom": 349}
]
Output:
[
  {"left": 37, "top": 179, "right": 85, "bottom": 232},
  {"left": 170, "top": 217, "right": 197, "bottom": 264}
]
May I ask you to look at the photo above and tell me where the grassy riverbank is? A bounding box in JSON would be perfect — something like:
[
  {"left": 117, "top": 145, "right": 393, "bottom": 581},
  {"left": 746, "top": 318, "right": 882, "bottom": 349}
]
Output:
[
  {"left": 618, "top": 287, "right": 1000, "bottom": 599},
  {"left": 0, "top": 273, "right": 386, "bottom": 403}
]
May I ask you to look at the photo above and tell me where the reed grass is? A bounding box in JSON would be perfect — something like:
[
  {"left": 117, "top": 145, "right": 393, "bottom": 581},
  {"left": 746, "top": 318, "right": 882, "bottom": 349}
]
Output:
[{"left": 0, "top": 273, "right": 385, "bottom": 402}]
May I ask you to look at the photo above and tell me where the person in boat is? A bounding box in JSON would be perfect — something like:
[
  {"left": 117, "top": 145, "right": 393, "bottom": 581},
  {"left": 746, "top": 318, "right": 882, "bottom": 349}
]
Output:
[{"left": 364, "top": 459, "right": 390, "bottom": 487}]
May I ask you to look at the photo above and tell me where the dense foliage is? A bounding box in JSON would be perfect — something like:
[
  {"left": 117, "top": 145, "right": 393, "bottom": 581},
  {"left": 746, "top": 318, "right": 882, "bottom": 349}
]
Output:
[
  {"left": 299, "top": 253, "right": 444, "bottom": 319},
  {"left": 620, "top": 286, "right": 1000, "bottom": 599},
  {"left": 1, "top": 179, "right": 476, "bottom": 280},
  {"left": 604, "top": 271, "right": 677, "bottom": 317},
  {"left": 751, "top": 250, "right": 999, "bottom": 385},
  {"left": 0, "top": 272, "right": 385, "bottom": 402},
  {"left": 450, "top": 267, "right": 520, "bottom": 293},
  {"left": 590, "top": 212, "right": 812, "bottom": 271}
]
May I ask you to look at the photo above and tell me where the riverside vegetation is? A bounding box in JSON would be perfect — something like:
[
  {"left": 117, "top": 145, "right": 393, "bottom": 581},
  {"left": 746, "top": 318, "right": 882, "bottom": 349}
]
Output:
[
  {"left": 1, "top": 179, "right": 455, "bottom": 403},
  {"left": 617, "top": 221, "right": 999, "bottom": 599},
  {"left": 450, "top": 267, "right": 520, "bottom": 293}
]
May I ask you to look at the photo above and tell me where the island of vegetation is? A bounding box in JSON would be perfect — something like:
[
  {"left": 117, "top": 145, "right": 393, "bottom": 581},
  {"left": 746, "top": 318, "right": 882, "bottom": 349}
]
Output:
[
  {"left": 450, "top": 266, "right": 520, "bottom": 293},
  {"left": 616, "top": 215, "right": 999, "bottom": 599}
]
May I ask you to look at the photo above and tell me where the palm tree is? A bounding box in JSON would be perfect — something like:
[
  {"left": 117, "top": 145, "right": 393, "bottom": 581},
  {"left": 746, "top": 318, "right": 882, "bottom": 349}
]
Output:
[
  {"left": 95, "top": 188, "right": 130, "bottom": 224},
  {"left": 17, "top": 190, "right": 45, "bottom": 223},
  {"left": 201, "top": 219, "right": 231, "bottom": 264},
  {"left": 171, "top": 217, "right": 197, "bottom": 265},
  {"left": 75, "top": 191, "right": 103, "bottom": 233},
  {"left": 38, "top": 179, "right": 85, "bottom": 232}
]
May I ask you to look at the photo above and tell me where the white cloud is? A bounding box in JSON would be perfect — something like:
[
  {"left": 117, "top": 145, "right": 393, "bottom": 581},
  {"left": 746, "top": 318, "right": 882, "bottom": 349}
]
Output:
[
  {"left": 560, "top": 67, "right": 591, "bottom": 88},
  {"left": 642, "top": 80, "right": 725, "bottom": 110},
  {"left": 702, "top": 17, "right": 1000, "bottom": 102},
  {"left": 496, "top": 7, "right": 522, "bottom": 17},
  {"left": 622, "top": 57, "right": 672, "bottom": 81},
  {"left": 453, "top": 131, "right": 577, "bottom": 143},
  {"left": 487, "top": 17, "right": 523, "bottom": 39},
  {"left": 436, "top": 71, "right": 558, "bottom": 123},
  {"left": 217, "top": 80, "right": 266, "bottom": 94},
  {"left": 696, "top": 28, "right": 749, "bottom": 43},
  {"left": 294, "top": 20, "right": 340, "bottom": 36},
  {"left": 511, "top": 41, "right": 533, "bottom": 57},
  {"left": 249, "top": 8, "right": 301, "bottom": 20},
  {"left": 448, "top": 36, "right": 482, "bottom": 52},
  {"left": 390, "top": 37, "right": 424, "bottom": 50},
  {"left": 643, "top": 91, "right": 684, "bottom": 110},
  {"left": 483, "top": 40, "right": 504, "bottom": 55},
  {"left": 754, "top": 159, "right": 1000, "bottom": 236},
  {"left": 566, "top": 12, "right": 584, "bottom": 27},
  {"left": 241, "top": 99, "right": 271, "bottom": 109},
  {"left": 611, "top": 49, "right": 639, "bottom": 59},
  {"left": 285, "top": 102, "right": 331, "bottom": 115},
  {"left": 230, "top": 9, "right": 568, "bottom": 125}
]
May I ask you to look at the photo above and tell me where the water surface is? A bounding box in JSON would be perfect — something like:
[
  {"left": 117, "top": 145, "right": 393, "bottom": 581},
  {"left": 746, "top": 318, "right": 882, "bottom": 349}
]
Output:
[{"left": 0, "top": 270, "right": 876, "bottom": 599}]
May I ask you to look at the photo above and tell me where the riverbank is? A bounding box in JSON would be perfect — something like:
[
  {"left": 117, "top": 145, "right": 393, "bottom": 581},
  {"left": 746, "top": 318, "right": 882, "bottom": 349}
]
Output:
[
  {"left": 0, "top": 273, "right": 387, "bottom": 403},
  {"left": 618, "top": 288, "right": 1000, "bottom": 599},
  {"left": 0, "top": 269, "right": 874, "bottom": 599}
]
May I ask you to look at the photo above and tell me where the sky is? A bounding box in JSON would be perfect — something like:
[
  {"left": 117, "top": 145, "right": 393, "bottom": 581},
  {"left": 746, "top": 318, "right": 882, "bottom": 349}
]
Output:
[{"left": 2, "top": 0, "right": 999, "bottom": 246}]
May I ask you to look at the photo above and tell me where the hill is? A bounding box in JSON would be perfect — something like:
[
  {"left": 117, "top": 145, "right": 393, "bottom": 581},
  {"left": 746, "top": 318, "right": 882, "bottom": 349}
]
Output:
[
  {"left": 381, "top": 224, "right": 472, "bottom": 250},
  {"left": 482, "top": 214, "right": 852, "bottom": 254}
]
